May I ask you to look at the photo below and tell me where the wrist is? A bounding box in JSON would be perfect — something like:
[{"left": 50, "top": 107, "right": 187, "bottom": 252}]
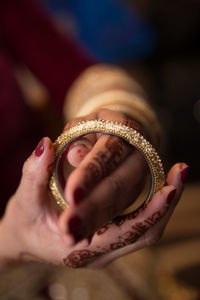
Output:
[
  {"left": 0, "top": 216, "right": 23, "bottom": 266},
  {"left": 63, "top": 64, "right": 161, "bottom": 148}
]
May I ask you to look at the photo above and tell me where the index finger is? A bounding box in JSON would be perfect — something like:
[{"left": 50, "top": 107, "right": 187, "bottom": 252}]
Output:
[{"left": 64, "top": 133, "right": 133, "bottom": 205}]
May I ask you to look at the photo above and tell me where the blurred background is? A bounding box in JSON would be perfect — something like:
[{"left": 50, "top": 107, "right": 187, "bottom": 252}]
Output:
[
  {"left": 40, "top": 0, "right": 200, "bottom": 178},
  {"left": 0, "top": 0, "right": 200, "bottom": 299}
]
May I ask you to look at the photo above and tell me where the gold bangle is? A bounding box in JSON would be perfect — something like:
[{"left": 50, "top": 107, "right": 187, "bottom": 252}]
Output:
[{"left": 49, "top": 120, "right": 165, "bottom": 211}]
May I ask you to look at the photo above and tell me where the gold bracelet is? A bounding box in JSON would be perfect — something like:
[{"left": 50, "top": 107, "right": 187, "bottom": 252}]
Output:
[
  {"left": 49, "top": 120, "right": 165, "bottom": 211},
  {"left": 69, "top": 90, "right": 160, "bottom": 147}
]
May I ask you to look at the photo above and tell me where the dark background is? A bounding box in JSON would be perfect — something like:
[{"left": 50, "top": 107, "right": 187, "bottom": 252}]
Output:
[{"left": 42, "top": 0, "right": 200, "bottom": 180}]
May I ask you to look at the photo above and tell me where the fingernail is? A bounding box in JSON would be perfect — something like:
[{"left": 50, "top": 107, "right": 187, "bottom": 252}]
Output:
[
  {"left": 35, "top": 138, "right": 45, "bottom": 157},
  {"left": 68, "top": 215, "right": 84, "bottom": 243},
  {"left": 180, "top": 166, "right": 189, "bottom": 184},
  {"left": 74, "top": 188, "right": 85, "bottom": 205},
  {"left": 167, "top": 188, "right": 176, "bottom": 204}
]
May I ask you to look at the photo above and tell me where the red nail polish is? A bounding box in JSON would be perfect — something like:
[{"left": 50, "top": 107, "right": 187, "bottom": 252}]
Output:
[
  {"left": 74, "top": 188, "right": 84, "bottom": 205},
  {"left": 180, "top": 166, "right": 189, "bottom": 184},
  {"left": 167, "top": 188, "right": 176, "bottom": 204},
  {"left": 35, "top": 138, "right": 45, "bottom": 157}
]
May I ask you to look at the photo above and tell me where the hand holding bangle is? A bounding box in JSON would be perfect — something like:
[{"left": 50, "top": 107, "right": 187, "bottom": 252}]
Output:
[
  {"left": 0, "top": 110, "right": 188, "bottom": 268},
  {"left": 49, "top": 119, "right": 165, "bottom": 212}
]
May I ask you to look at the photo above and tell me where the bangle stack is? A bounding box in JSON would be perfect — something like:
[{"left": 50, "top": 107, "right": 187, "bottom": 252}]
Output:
[{"left": 64, "top": 64, "right": 161, "bottom": 148}]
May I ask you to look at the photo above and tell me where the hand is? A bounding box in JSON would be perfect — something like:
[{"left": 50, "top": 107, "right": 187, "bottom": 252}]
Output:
[
  {"left": 0, "top": 110, "right": 189, "bottom": 268},
  {"left": 60, "top": 109, "right": 148, "bottom": 244}
]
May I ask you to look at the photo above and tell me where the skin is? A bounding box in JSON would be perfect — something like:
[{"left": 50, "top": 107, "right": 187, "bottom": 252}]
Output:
[{"left": 0, "top": 109, "right": 188, "bottom": 268}]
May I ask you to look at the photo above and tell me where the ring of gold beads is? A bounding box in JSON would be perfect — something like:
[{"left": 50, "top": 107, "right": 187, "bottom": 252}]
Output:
[{"left": 49, "top": 120, "right": 165, "bottom": 211}]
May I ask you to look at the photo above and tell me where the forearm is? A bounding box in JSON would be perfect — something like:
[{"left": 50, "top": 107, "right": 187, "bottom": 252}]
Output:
[
  {"left": 0, "top": 215, "right": 22, "bottom": 266},
  {"left": 63, "top": 64, "right": 161, "bottom": 148}
]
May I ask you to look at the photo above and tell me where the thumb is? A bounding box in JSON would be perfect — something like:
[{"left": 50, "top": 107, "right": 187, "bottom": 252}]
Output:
[{"left": 16, "top": 137, "right": 54, "bottom": 209}]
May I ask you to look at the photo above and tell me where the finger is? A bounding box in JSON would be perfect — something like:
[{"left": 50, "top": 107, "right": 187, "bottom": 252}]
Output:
[
  {"left": 166, "top": 162, "right": 189, "bottom": 189},
  {"left": 65, "top": 134, "right": 133, "bottom": 205},
  {"left": 15, "top": 137, "right": 54, "bottom": 209},
  {"left": 64, "top": 108, "right": 143, "bottom": 205},
  {"left": 67, "top": 135, "right": 95, "bottom": 167},
  {"left": 104, "top": 184, "right": 177, "bottom": 247},
  {"left": 63, "top": 185, "right": 176, "bottom": 268},
  {"left": 64, "top": 114, "right": 98, "bottom": 167},
  {"left": 140, "top": 162, "right": 189, "bottom": 241},
  {"left": 59, "top": 150, "right": 147, "bottom": 245},
  {"left": 88, "top": 163, "right": 189, "bottom": 267}
]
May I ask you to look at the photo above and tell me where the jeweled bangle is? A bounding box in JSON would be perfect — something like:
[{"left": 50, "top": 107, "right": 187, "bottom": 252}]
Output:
[{"left": 49, "top": 120, "right": 165, "bottom": 211}]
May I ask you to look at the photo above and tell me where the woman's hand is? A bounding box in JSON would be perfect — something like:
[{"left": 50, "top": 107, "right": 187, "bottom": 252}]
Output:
[
  {"left": 0, "top": 109, "right": 189, "bottom": 268},
  {"left": 61, "top": 109, "right": 148, "bottom": 245}
]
